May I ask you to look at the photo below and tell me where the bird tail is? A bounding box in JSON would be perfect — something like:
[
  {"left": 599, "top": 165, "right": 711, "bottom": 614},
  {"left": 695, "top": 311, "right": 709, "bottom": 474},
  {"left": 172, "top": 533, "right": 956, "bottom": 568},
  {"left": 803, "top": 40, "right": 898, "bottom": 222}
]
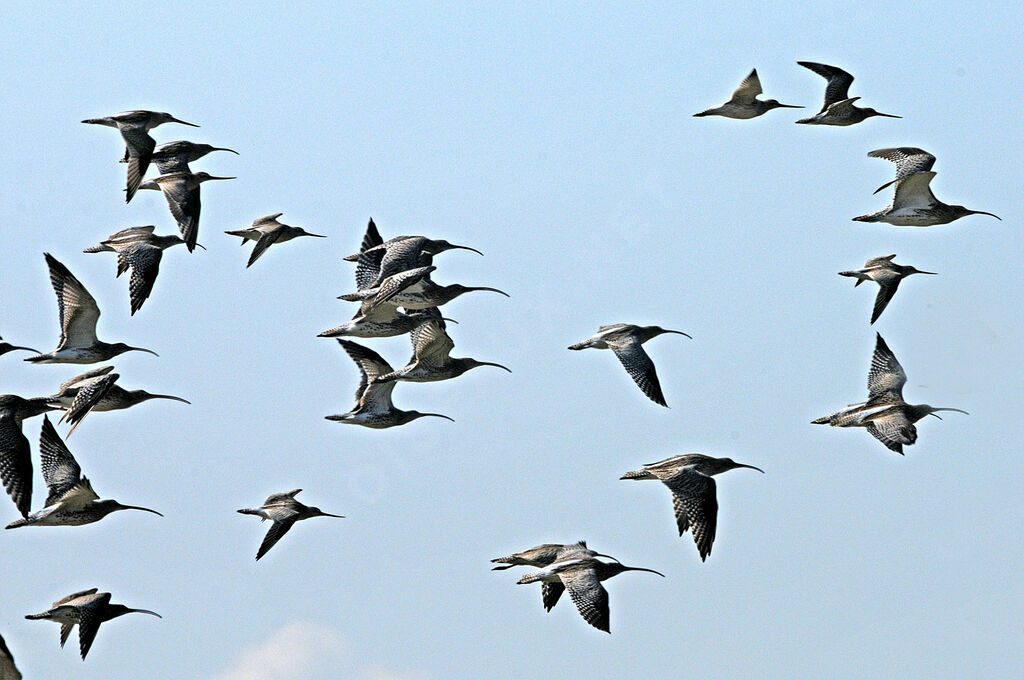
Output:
[
  {"left": 83, "top": 244, "right": 114, "bottom": 253},
  {"left": 516, "top": 571, "right": 546, "bottom": 585},
  {"left": 223, "top": 230, "right": 251, "bottom": 242},
  {"left": 5, "top": 517, "right": 27, "bottom": 529},
  {"left": 237, "top": 508, "right": 264, "bottom": 517},
  {"left": 567, "top": 341, "right": 591, "bottom": 350},
  {"left": 851, "top": 213, "right": 881, "bottom": 223},
  {"left": 619, "top": 469, "right": 657, "bottom": 480},
  {"left": 337, "top": 292, "right": 363, "bottom": 302},
  {"left": 810, "top": 415, "right": 833, "bottom": 425}
]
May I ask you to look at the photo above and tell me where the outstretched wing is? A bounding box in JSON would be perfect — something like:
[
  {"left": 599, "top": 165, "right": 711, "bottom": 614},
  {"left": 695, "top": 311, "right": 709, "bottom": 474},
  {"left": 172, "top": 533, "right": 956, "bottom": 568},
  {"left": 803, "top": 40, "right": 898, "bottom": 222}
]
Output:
[
  {"left": 125, "top": 244, "right": 164, "bottom": 315},
  {"left": 561, "top": 568, "right": 610, "bottom": 633},
  {"left": 663, "top": 469, "right": 718, "bottom": 561},
  {"left": 256, "top": 517, "right": 297, "bottom": 560},
  {"left": 0, "top": 416, "right": 31, "bottom": 518},
  {"left": 730, "top": 68, "right": 762, "bottom": 104},
  {"left": 121, "top": 126, "right": 155, "bottom": 203},
  {"left": 797, "top": 61, "right": 853, "bottom": 110},
  {"left": 247, "top": 228, "right": 282, "bottom": 267},
  {"left": 868, "top": 147, "right": 936, "bottom": 194},
  {"left": 867, "top": 334, "right": 907, "bottom": 402},
  {"left": 38, "top": 415, "right": 83, "bottom": 505},
  {"left": 45, "top": 253, "right": 101, "bottom": 349},
  {"left": 608, "top": 337, "right": 667, "bottom": 407}
]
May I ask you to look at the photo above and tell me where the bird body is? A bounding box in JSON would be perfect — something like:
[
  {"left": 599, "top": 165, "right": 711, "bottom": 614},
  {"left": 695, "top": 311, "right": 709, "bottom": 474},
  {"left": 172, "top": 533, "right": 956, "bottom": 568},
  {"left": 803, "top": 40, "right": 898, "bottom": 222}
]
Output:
[
  {"left": 340, "top": 266, "right": 509, "bottom": 311},
  {"left": 853, "top": 148, "right": 1000, "bottom": 226},
  {"left": 82, "top": 110, "right": 198, "bottom": 202},
  {"left": 621, "top": 454, "right": 763, "bottom": 561},
  {"left": 345, "top": 234, "right": 483, "bottom": 288},
  {"left": 49, "top": 367, "right": 190, "bottom": 413},
  {"left": 838, "top": 254, "right": 936, "bottom": 323},
  {"left": 318, "top": 304, "right": 448, "bottom": 339},
  {"left": 516, "top": 556, "right": 664, "bottom": 633},
  {"left": 151, "top": 140, "right": 237, "bottom": 174},
  {"left": 569, "top": 324, "right": 691, "bottom": 407},
  {"left": 25, "top": 588, "right": 161, "bottom": 659},
  {"left": 326, "top": 340, "right": 454, "bottom": 428},
  {"left": 796, "top": 62, "right": 899, "bottom": 125},
  {"left": 138, "top": 171, "right": 234, "bottom": 252},
  {"left": 237, "top": 489, "right": 343, "bottom": 560},
  {"left": 812, "top": 334, "right": 967, "bottom": 453},
  {"left": 84, "top": 227, "right": 190, "bottom": 314},
  {"left": 6, "top": 416, "right": 162, "bottom": 529},
  {"left": 224, "top": 213, "right": 325, "bottom": 267},
  {"left": 694, "top": 69, "right": 801, "bottom": 119},
  {"left": 25, "top": 254, "right": 157, "bottom": 364},
  {"left": 492, "top": 541, "right": 618, "bottom": 612}
]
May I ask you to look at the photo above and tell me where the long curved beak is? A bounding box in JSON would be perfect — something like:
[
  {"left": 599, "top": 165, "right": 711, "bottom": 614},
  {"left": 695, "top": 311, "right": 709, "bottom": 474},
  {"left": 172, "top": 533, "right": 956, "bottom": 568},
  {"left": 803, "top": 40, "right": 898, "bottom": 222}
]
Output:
[
  {"left": 623, "top": 565, "right": 666, "bottom": 577},
  {"left": 454, "top": 244, "right": 484, "bottom": 256},
  {"left": 911, "top": 269, "right": 938, "bottom": 276},
  {"left": 121, "top": 505, "right": 164, "bottom": 517},
  {"left": 194, "top": 243, "right": 208, "bottom": 251},
  {"left": 1, "top": 345, "right": 40, "bottom": 354},
  {"left": 170, "top": 118, "right": 199, "bottom": 127},
  {"left": 467, "top": 286, "right": 510, "bottom": 297},
  {"left": 929, "top": 408, "right": 970, "bottom": 419},
  {"left": 479, "top": 362, "right": 512, "bottom": 372},
  {"left": 126, "top": 606, "right": 162, "bottom": 618},
  {"left": 736, "top": 463, "right": 766, "bottom": 473},
  {"left": 422, "top": 413, "right": 455, "bottom": 422},
  {"left": 146, "top": 394, "right": 191, "bottom": 405},
  {"left": 441, "top": 317, "right": 458, "bottom": 324},
  {"left": 593, "top": 552, "right": 621, "bottom": 563},
  {"left": 968, "top": 210, "right": 1001, "bottom": 220},
  {"left": 130, "top": 347, "right": 160, "bottom": 357},
  {"left": 665, "top": 330, "right": 693, "bottom": 339},
  {"left": 212, "top": 147, "right": 239, "bottom": 155}
]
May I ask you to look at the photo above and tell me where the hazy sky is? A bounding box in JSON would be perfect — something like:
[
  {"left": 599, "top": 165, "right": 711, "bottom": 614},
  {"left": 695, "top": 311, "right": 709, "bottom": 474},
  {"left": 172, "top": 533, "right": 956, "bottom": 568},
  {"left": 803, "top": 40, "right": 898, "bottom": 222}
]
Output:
[{"left": 1, "top": 2, "right": 1021, "bottom": 679}]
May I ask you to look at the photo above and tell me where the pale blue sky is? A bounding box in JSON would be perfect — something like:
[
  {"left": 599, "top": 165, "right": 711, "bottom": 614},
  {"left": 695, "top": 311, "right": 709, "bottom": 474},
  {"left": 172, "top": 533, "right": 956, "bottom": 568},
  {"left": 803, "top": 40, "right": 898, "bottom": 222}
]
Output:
[{"left": 1, "top": 2, "right": 1021, "bottom": 679}]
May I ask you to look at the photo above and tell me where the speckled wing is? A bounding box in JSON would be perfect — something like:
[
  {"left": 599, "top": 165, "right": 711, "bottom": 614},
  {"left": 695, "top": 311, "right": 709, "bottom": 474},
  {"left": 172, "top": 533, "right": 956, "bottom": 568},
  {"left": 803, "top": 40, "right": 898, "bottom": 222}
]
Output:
[
  {"left": 797, "top": 61, "right": 853, "bottom": 110},
  {"left": 561, "top": 568, "right": 610, "bottom": 633},
  {"left": 56, "top": 366, "right": 114, "bottom": 394},
  {"left": 0, "top": 632, "right": 22, "bottom": 680},
  {"left": 263, "top": 489, "right": 302, "bottom": 505},
  {"left": 867, "top": 334, "right": 906, "bottom": 402},
  {"left": 256, "top": 517, "right": 297, "bottom": 560},
  {"left": 38, "top": 415, "right": 83, "bottom": 505},
  {"left": 45, "top": 253, "right": 100, "bottom": 349},
  {"left": 337, "top": 340, "right": 397, "bottom": 409},
  {"left": 125, "top": 243, "right": 164, "bottom": 314},
  {"left": 0, "top": 416, "right": 32, "bottom": 518},
  {"left": 541, "top": 582, "right": 565, "bottom": 612},
  {"left": 865, "top": 411, "right": 915, "bottom": 455},
  {"left": 822, "top": 96, "right": 861, "bottom": 117},
  {"left": 662, "top": 469, "right": 718, "bottom": 561},
  {"left": 870, "top": 280, "right": 902, "bottom": 324},
  {"left": 608, "top": 337, "right": 668, "bottom": 407},
  {"left": 121, "top": 126, "right": 155, "bottom": 203},
  {"left": 371, "top": 265, "right": 435, "bottom": 307},
  {"left": 247, "top": 228, "right": 282, "bottom": 267},
  {"left": 730, "top": 69, "right": 762, "bottom": 104},
  {"left": 409, "top": 314, "right": 453, "bottom": 366},
  {"left": 60, "top": 373, "right": 118, "bottom": 435},
  {"left": 76, "top": 594, "right": 110, "bottom": 659},
  {"left": 157, "top": 174, "right": 201, "bottom": 251},
  {"left": 353, "top": 219, "right": 385, "bottom": 289},
  {"left": 868, "top": 147, "right": 936, "bottom": 194},
  {"left": 375, "top": 238, "right": 430, "bottom": 283}
]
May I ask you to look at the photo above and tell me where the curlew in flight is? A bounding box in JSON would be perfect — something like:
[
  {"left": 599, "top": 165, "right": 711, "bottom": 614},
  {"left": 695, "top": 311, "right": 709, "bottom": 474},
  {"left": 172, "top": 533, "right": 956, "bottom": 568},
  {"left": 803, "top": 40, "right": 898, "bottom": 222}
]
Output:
[{"left": 237, "top": 489, "right": 343, "bottom": 560}]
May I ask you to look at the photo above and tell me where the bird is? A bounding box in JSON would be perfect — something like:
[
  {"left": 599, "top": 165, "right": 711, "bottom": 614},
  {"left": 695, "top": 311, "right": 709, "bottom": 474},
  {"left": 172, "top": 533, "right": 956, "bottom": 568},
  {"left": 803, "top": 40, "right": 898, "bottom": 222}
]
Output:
[
  {"left": 318, "top": 304, "right": 455, "bottom": 339},
  {"left": 339, "top": 266, "right": 509, "bottom": 311},
  {"left": 25, "top": 253, "right": 158, "bottom": 364},
  {"left": 84, "top": 226, "right": 193, "bottom": 314},
  {"left": 812, "top": 333, "right": 968, "bottom": 454},
  {"left": 138, "top": 171, "right": 235, "bottom": 252},
  {"left": 795, "top": 62, "right": 899, "bottom": 125},
  {"left": 237, "top": 489, "right": 343, "bottom": 560},
  {"left": 621, "top": 454, "right": 763, "bottom": 561},
  {"left": 224, "top": 213, "right": 326, "bottom": 267},
  {"left": 149, "top": 140, "right": 238, "bottom": 174},
  {"left": 343, "top": 231, "right": 482, "bottom": 289},
  {"left": 492, "top": 541, "right": 619, "bottom": 612},
  {"left": 326, "top": 340, "right": 454, "bottom": 429},
  {"left": 568, "top": 324, "right": 691, "bottom": 407},
  {"left": 693, "top": 68, "right": 802, "bottom": 119},
  {"left": 25, "top": 588, "right": 161, "bottom": 660},
  {"left": 82, "top": 110, "right": 198, "bottom": 202},
  {"left": 853, "top": 149, "right": 1000, "bottom": 226},
  {"left": 48, "top": 366, "right": 190, "bottom": 414},
  {"left": 372, "top": 310, "right": 510, "bottom": 383},
  {"left": 55, "top": 368, "right": 118, "bottom": 436},
  {"left": 6, "top": 415, "right": 162, "bottom": 529},
  {"left": 516, "top": 556, "right": 664, "bottom": 633},
  {"left": 0, "top": 632, "right": 22, "bottom": 680},
  {"left": 0, "top": 394, "right": 58, "bottom": 518},
  {"left": 838, "top": 254, "right": 937, "bottom": 323},
  {"left": 0, "top": 336, "right": 38, "bottom": 358}
]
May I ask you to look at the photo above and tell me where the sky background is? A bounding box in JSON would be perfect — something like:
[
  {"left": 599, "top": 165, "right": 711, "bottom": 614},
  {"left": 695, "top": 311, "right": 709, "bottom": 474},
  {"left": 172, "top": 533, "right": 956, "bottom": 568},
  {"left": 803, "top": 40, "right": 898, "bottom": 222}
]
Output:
[{"left": 1, "top": 2, "right": 1021, "bottom": 678}]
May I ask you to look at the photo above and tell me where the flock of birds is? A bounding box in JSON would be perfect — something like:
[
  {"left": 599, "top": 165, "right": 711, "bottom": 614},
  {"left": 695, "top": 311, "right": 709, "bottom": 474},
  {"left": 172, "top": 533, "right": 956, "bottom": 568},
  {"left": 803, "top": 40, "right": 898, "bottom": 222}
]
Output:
[{"left": 0, "top": 58, "right": 998, "bottom": 676}]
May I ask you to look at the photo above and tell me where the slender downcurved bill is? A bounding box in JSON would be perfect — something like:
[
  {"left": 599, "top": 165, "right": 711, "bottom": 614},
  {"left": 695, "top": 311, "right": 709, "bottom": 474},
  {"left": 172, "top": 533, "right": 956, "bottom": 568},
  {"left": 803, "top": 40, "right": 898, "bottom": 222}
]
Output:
[
  {"left": 467, "top": 287, "right": 510, "bottom": 297},
  {"left": 212, "top": 147, "right": 239, "bottom": 155},
  {"left": 453, "top": 244, "right": 484, "bottom": 256},
  {"left": 121, "top": 505, "right": 164, "bottom": 517},
  {"left": 927, "top": 408, "right": 970, "bottom": 420},
  {"left": 621, "top": 565, "right": 666, "bottom": 577},
  {"left": 479, "top": 362, "right": 512, "bottom": 372},
  {"left": 663, "top": 330, "right": 693, "bottom": 339},
  {"left": 129, "top": 346, "right": 160, "bottom": 357},
  {"left": 148, "top": 394, "right": 191, "bottom": 405},
  {"left": 126, "top": 608, "right": 163, "bottom": 618},
  {"left": 420, "top": 413, "right": 456, "bottom": 422},
  {"left": 735, "top": 463, "right": 766, "bottom": 473}
]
